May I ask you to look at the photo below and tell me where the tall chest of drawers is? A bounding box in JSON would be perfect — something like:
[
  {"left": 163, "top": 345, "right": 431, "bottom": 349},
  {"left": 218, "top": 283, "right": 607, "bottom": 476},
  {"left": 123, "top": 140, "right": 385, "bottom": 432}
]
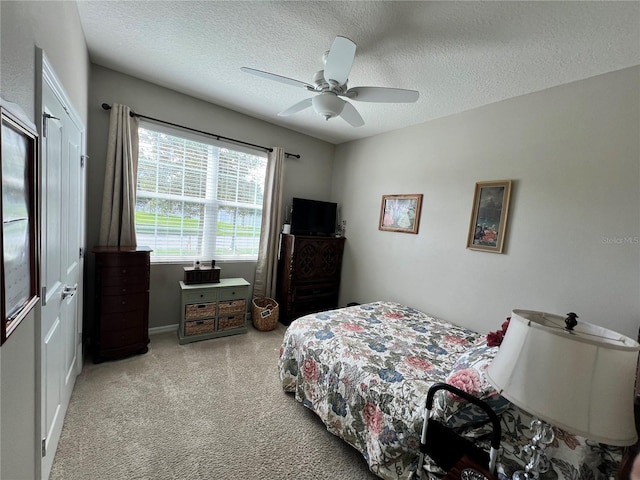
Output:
[
  {"left": 276, "top": 234, "right": 345, "bottom": 324},
  {"left": 92, "top": 246, "right": 151, "bottom": 363}
]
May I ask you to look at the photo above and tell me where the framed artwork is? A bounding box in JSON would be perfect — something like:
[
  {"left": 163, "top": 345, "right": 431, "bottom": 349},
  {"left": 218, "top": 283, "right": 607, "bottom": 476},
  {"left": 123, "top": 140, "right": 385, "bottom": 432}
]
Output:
[
  {"left": 1, "top": 103, "right": 39, "bottom": 344},
  {"left": 467, "top": 180, "right": 512, "bottom": 253},
  {"left": 379, "top": 194, "right": 423, "bottom": 234}
]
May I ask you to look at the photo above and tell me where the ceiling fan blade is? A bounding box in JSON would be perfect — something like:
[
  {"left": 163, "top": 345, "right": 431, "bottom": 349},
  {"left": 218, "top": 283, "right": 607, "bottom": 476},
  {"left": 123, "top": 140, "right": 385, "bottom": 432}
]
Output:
[
  {"left": 340, "top": 101, "right": 364, "bottom": 127},
  {"left": 345, "top": 86, "right": 420, "bottom": 103},
  {"left": 324, "top": 36, "right": 356, "bottom": 87},
  {"left": 241, "top": 67, "right": 313, "bottom": 90},
  {"left": 278, "top": 98, "right": 313, "bottom": 117}
]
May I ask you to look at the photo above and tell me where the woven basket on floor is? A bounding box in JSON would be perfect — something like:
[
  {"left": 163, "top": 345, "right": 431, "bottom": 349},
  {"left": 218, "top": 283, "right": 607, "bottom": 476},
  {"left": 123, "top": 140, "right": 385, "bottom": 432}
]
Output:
[{"left": 251, "top": 297, "right": 279, "bottom": 331}]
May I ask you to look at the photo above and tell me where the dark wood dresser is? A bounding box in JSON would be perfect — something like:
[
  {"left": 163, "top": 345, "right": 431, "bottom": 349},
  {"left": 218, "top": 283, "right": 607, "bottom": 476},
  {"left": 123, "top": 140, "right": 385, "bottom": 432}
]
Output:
[
  {"left": 276, "top": 234, "right": 345, "bottom": 324},
  {"left": 92, "top": 246, "right": 152, "bottom": 363}
]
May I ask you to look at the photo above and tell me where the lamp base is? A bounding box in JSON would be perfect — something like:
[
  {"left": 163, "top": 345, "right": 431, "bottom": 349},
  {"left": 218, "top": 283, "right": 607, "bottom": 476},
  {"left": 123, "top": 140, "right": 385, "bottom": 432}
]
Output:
[{"left": 512, "top": 419, "right": 554, "bottom": 480}]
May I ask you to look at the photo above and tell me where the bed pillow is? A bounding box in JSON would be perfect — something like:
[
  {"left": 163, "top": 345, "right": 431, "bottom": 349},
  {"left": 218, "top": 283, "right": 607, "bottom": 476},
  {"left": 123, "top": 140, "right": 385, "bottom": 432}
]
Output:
[{"left": 432, "top": 341, "right": 510, "bottom": 429}]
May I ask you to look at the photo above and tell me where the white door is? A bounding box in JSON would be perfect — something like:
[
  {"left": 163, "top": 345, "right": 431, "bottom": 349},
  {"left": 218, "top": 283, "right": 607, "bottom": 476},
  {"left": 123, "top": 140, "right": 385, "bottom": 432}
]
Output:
[{"left": 39, "top": 55, "right": 85, "bottom": 480}]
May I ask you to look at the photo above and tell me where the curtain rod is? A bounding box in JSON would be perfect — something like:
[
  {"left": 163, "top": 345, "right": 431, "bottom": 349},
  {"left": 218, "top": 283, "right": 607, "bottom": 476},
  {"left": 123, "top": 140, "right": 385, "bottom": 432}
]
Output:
[{"left": 101, "top": 103, "right": 300, "bottom": 159}]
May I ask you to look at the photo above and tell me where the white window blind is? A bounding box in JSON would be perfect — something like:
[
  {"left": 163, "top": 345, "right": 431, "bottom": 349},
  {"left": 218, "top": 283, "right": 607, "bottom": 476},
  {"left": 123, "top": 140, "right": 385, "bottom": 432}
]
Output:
[{"left": 136, "top": 121, "right": 267, "bottom": 262}]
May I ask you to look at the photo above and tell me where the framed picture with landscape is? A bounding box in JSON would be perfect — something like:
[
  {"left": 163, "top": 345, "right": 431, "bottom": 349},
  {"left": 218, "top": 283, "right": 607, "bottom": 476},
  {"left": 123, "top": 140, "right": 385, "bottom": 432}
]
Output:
[
  {"left": 379, "top": 194, "right": 423, "bottom": 234},
  {"left": 467, "top": 180, "right": 512, "bottom": 253}
]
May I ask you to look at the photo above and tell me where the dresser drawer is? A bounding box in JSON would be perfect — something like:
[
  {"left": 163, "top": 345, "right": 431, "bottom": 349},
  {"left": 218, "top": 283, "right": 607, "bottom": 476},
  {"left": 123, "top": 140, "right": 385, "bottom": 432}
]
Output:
[
  {"left": 293, "top": 284, "right": 337, "bottom": 301},
  {"left": 290, "top": 299, "right": 337, "bottom": 319},
  {"left": 101, "top": 283, "right": 148, "bottom": 296},
  {"left": 182, "top": 289, "right": 218, "bottom": 304},
  {"left": 99, "top": 326, "right": 147, "bottom": 349},
  {"left": 96, "top": 252, "right": 149, "bottom": 267},
  {"left": 100, "top": 267, "right": 148, "bottom": 287},
  {"left": 100, "top": 310, "right": 148, "bottom": 333},
  {"left": 218, "top": 285, "right": 249, "bottom": 301},
  {"left": 100, "top": 292, "right": 148, "bottom": 314}
]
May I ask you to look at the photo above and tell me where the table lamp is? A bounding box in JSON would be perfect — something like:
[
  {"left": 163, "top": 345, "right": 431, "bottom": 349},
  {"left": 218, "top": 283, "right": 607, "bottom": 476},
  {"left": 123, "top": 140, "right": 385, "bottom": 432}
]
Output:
[{"left": 486, "top": 310, "right": 639, "bottom": 480}]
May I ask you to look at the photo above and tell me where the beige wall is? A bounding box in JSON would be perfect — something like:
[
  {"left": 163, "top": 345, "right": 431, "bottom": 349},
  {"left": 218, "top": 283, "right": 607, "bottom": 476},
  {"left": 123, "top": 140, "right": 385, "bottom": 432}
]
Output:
[
  {"left": 0, "top": 1, "right": 89, "bottom": 478},
  {"left": 332, "top": 66, "right": 640, "bottom": 339},
  {"left": 87, "top": 65, "right": 336, "bottom": 330},
  {"left": 0, "top": 1, "right": 89, "bottom": 123}
]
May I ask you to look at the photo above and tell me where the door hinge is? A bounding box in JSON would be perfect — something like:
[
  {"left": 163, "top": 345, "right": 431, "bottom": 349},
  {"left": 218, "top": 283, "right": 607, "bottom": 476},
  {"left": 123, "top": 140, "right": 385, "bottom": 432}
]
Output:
[
  {"left": 79, "top": 247, "right": 84, "bottom": 258},
  {"left": 81, "top": 154, "right": 89, "bottom": 168},
  {"left": 42, "top": 113, "right": 59, "bottom": 138},
  {"left": 41, "top": 286, "right": 47, "bottom": 307},
  {"left": 41, "top": 437, "right": 46, "bottom": 457}
]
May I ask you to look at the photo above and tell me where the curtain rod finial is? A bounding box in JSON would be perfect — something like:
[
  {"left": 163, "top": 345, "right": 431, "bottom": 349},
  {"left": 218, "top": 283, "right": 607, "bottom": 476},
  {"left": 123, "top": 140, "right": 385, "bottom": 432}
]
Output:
[{"left": 102, "top": 103, "right": 111, "bottom": 110}]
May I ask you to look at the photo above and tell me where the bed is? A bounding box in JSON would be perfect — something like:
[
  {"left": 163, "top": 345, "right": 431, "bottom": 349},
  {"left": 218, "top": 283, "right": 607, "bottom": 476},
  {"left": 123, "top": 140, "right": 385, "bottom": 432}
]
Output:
[{"left": 278, "top": 301, "right": 623, "bottom": 480}]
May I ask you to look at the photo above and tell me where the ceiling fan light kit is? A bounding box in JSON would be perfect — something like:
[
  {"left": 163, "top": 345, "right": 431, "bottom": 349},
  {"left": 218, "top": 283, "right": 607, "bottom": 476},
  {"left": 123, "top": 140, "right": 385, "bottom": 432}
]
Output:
[
  {"left": 312, "top": 93, "right": 344, "bottom": 121},
  {"left": 241, "top": 35, "right": 419, "bottom": 127}
]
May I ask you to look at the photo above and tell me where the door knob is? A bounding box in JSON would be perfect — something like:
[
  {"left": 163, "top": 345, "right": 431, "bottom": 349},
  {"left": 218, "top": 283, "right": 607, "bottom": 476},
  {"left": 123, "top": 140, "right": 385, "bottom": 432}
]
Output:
[{"left": 62, "top": 284, "right": 78, "bottom": 300}]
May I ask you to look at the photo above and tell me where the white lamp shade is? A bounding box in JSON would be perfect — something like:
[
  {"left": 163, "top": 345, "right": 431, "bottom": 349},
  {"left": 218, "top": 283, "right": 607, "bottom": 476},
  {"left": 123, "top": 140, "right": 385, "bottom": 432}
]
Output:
[{"left": 486, "top": 310, "right": 639, "bottom": 446}]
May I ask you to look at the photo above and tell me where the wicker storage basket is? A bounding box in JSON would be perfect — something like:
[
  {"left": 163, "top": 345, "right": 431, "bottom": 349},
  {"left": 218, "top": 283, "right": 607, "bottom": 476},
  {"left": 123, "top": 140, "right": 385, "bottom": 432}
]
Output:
[
  {"left": 251, "top": 297, "right": 279, "bottom": 331},
  {"left": 218, "top": 315, "right": 245, "bottom": 331},
  {"left": 218, "top": 299, "right": 246, "bottom": 315},
  {"left": 184, "top": 319, "right": 215, "bottom": 336},
  {"left": 185, "top": 302, "right": 217, "bottom": 320}
]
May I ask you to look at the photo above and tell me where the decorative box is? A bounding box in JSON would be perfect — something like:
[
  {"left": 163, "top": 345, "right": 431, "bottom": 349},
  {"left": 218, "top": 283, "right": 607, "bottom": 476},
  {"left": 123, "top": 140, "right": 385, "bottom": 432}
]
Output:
[{"left": 183, "top": 266, "right": 221, "bottom": 284}]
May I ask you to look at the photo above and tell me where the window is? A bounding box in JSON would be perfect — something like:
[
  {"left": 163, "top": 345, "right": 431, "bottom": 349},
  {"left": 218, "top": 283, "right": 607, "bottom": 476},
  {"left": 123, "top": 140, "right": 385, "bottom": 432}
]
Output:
[{"left": 136, "top": 122, "right": 267, "bottom": 262}]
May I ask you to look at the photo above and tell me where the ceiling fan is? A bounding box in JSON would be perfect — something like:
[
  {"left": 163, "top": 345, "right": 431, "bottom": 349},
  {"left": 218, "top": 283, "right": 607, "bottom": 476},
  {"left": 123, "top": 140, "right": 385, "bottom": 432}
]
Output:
[{"left": 241, "top": 36, "right": 419, "bottom": 127}]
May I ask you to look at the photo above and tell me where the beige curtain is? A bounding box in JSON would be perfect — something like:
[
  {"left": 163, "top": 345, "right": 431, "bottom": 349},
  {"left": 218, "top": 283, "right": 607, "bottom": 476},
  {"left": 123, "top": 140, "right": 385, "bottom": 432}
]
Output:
[
  {"left": 98, "top": 103, "right": 139, "bottom": 246},
  {"left": 253, "top": 147, "right": 285, "bottom": 299}
]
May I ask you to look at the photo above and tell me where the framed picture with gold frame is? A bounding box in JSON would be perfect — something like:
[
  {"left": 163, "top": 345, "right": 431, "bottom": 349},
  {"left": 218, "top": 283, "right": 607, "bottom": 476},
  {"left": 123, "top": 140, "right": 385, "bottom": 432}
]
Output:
[
  {"left": 1, "top": 103, "right": 39, "bottom": 344},
  {"left": 379, "top": 194, "right": 423, "bottom": 234},
  {"left": 467, "top": 180, "right": 512, "bottom": 253}
]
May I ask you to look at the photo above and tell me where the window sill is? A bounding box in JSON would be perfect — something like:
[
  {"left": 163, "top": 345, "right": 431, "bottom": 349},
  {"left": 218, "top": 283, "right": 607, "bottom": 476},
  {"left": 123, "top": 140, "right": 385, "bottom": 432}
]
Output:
[{"left": 150, "top": 259, "right": 258, "bottom": 266}]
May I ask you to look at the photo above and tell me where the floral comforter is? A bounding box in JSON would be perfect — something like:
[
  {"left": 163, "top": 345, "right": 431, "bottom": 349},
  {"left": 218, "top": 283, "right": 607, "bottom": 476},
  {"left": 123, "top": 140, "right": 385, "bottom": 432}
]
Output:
[
  {"left": 278, "top": 301, "right": 624, "bottom": 480},
  {"left": 278, "top": 301, "right": 483, "bottom": 479}
]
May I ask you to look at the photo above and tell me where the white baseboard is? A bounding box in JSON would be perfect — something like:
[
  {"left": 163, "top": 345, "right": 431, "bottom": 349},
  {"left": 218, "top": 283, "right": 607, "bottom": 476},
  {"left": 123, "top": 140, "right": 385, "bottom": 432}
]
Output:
[{"left": 149, "top": 324, "right": 179, "bottom": 335}]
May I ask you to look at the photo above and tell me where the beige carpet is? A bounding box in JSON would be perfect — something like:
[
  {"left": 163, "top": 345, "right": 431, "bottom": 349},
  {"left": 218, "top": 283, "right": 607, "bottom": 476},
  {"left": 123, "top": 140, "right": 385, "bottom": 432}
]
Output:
[{"left": 50, "top": 324, "right": 379, "bottom": 480}]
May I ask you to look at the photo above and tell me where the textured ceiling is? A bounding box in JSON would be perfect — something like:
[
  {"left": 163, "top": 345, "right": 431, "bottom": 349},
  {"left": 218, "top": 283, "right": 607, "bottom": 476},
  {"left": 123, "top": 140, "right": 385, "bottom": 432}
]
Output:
[{"left": 76, "top": 1, "right": 640, "bottom": 145}]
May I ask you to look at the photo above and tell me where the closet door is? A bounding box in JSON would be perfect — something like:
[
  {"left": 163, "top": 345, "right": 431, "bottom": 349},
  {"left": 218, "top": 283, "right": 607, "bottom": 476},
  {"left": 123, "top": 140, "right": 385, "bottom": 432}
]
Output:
[{"left": 38, "top": 52, "right": 86, "bottom": 480}]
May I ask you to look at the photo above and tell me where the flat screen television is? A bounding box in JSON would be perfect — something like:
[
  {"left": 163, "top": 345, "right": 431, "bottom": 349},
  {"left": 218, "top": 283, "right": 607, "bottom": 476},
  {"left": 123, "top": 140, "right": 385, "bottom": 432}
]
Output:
[{"left": 290, "top": 197, "right": 337, "bottom": 236}]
